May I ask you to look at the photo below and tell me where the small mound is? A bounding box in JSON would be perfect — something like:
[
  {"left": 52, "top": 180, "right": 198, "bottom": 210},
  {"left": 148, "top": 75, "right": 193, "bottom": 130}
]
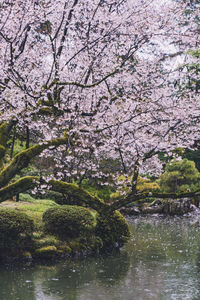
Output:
[
  {"left": 95, "top": 211, "right": 131, "bottom": 250},
  {"left": 0, "top": 208, "right": 34, "bottom": 249},
  {"left": 43, "top": 205, "right": 95, "bottom": 238}
]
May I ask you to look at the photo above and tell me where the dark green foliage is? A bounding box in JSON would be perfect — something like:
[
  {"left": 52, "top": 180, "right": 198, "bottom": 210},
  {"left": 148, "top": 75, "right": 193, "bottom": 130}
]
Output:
[
  {"left": 95, "top": 211, "right": 131, "bottom": 251},
  {"left": 0, "top": 208, "right": 34, "bottom": 249},
  {"left": 159, "top": 159, "right": 200, "bottom": 193},
  {"left": 43, "top": 205, "right": 95, "bottom": 238},
  {"left": 184, "top": 148, "right": 200, "bottom": 171},
  {"left": 81, "top": 179, "right": 113, "bottom": 202},
  {"left": 0, "top": 145, "right": 5, "bottom": 157},
  {"left": 158, "top": 148, "right": 200, "bottom": 172},
  {"left": 68, "top": 235, "right": 103, "bottom": 254},
  {"left": 35, "top": 189, "right": 65, "bottom": 203},
  {"left": 99, "top": 157, "right": 122, "bottom": 173}
]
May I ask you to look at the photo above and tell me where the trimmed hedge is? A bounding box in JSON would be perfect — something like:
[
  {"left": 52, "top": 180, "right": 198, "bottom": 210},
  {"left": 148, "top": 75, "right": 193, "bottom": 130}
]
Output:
[
  {"left": 95, "top": 211, "right": 131, "bottom": 250},
  {"left": 0, "top": 208, "right": 34, "bottom": 249},
  {"left": 43, "top": 205, "right": 95, "bottom": 238}
]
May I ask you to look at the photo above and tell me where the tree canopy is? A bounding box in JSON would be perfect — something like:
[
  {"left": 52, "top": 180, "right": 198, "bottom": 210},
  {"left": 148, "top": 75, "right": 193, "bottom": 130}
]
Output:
[{"left": 0, "top": 0, "right": 199, "bottom": 210}]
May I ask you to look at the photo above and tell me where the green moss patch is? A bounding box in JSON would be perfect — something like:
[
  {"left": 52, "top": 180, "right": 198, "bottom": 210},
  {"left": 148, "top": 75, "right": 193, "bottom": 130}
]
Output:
[
  {"left": 5, "top": 198, "right": 59, "bottom": 229},
  {"left": 0, "top": 208, "right": 34, "bottom": 251},
  {"left": 0, "top": 198, "right": 131, "bottom": 260},
  {"left": 96, "top": 211, "right": 131, "bottom": 251},
  {"left": 43, "top": 205, "right": 96, "bottom": 238},
  {"left": 34, "top": 246, "right": 58, "bottom": 259}
]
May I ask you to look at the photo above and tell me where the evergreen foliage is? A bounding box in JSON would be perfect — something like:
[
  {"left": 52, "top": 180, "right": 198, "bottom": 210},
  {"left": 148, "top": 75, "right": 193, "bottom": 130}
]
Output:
[{"left": 159, "top": 159, "right": 200, "bottom": 193}]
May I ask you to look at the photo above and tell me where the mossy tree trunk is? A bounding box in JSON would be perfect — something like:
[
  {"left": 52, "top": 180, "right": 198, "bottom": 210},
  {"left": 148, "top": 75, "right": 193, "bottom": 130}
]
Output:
[
  {"left": 0, "top": 120, "right": 199, "bottom": 215},
  {"left": 109, "top": 190, "right": 200, "bottom": 211},
  {"left": 0, "top": 135, "right": 68, "bottom": 189},
  {"left": 0, "top": 120, "right": 17, "bottom": 168},
  {"left": 0, "top": 173, "right": 199, "bottom": 213},
  {"left": 0, "top": 176, "right": 107, "bottom": 211}
]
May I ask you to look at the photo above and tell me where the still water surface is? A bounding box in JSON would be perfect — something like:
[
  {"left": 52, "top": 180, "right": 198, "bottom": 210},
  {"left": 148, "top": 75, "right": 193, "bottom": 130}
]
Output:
[{"left": 1, "top": 214, "right": 200, "bottom": 300}]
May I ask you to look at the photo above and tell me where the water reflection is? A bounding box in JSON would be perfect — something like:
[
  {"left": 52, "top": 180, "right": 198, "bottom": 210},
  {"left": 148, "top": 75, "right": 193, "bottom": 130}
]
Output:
[
  {"left": 1, "top": 215, "right": 200, "bottom": 299},
  {"left": 96, "top": 252, "right": 130, "bottom": 286},
  {"left": 0, "top": 265, "right": 36, "bottom": 300}
]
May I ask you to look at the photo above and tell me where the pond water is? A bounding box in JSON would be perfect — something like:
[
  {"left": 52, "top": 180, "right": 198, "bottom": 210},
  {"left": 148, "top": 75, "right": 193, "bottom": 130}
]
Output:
[{"left": 1, "top": 213, "right": 200, "bottom": 300}]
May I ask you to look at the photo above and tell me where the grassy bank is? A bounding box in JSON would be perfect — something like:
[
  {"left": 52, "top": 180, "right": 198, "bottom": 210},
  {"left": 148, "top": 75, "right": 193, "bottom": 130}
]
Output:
[{"left": 0, "top": 195, "right": 101, "bottom": 262}]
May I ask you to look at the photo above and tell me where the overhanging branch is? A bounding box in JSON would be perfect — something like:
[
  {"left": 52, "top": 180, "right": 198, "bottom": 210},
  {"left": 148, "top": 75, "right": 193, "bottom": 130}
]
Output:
[
  {"left": 0, "top": 176, "right": 107, "bottom": 212},
  {"left": 110, "top": 190, "right": 200, "bottom": 211},
  {"left": 49, "top": 69, "right": 119, "bottom": 89},
  {"left": 0, "top": 134, "right": 68, "bottom": 189}
]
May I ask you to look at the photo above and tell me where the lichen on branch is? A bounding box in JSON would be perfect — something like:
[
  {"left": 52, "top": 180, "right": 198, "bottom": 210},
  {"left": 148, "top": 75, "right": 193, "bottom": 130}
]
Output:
[
  {"left": 0, "top": 135, "right": 68, "bottom": 189},
  {"left": 110, "top": 189, "right": 200, "bottom": 211},
  {"left": 0, "top": 176, "right": 39, "bottom": 203},
  {"left": 0, "top": 176, "right": 107, "bottom": 213},
  {"left": 48, "top": 179, "right": 107, "bottom": 212},
  {"left": 0, "top": 120, "right": 17, "bottom": 167}
]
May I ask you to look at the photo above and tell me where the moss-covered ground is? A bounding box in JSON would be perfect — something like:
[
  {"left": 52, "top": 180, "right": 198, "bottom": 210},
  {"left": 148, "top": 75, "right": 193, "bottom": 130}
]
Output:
[
  {"left": 0, "top": 196, "right": 58, "bottom": 229},
  {"left": 0, "top": 194, "right": 100, "bottom": 261}
]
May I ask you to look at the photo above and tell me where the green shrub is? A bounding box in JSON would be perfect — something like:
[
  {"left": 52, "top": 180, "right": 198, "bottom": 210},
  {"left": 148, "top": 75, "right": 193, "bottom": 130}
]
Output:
[
  {"left": 43, "top": 205, "right": 95, "bottom": 238},
  {"left": 159, "top": 159, "right": 200, "bottom": 193},
  {"left": 0, "top": 208, "right": 34, "bottom": 249},
  {"left": 184, "top": 148, "right": 200, "bottom": 171},
  {"left": 39, "top": 190, "right": 64, "bottom": 202},
  {"left": 81, "top": 179, "right": 113, "bottom": 202},
  {"left": 19, "top": 193, "right": 36, "bottom": 202},
  {"left": 95, "top": 211, "right": 131, "bottom": 250},
  {"left": 136, "top": 176, "right": 160, "bottom": 192}
]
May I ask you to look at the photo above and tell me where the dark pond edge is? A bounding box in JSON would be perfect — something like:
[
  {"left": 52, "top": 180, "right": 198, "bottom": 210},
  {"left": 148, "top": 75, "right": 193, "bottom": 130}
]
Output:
[{"left": 119, "top": 198, "right": 199, "bottom": 216}]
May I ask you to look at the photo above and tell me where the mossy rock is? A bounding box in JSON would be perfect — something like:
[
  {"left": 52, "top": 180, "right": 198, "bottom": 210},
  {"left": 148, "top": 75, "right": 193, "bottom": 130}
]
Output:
[
  {"left": 69, "top": 236, "right": 103, "bottom": 254},
  {"left": 22, "top": 251, "right": 32, "bottom": 258},
  {"left": 95, "top": 211, "right": 131, "bottom": 251},
  {"left": 0, "top": 208, "right": 34, "bottom": 249},
  {"left": 43, "top": 205, "right": 95, "bottom": 239},
  {"left": 58, "top": 245, "right": 72, "bottom": 255},
  {"left": 34, "top": 246, "right": 58, "bottom": 259},
  {"left": 33, "top": 235, "right": 60, "bottom": 248}
]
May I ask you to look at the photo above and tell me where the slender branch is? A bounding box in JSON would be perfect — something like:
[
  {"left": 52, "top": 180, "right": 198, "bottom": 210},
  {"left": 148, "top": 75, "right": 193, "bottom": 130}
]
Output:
[
  {"left": 54, "top": 69, "right": 119, "bottom": 89},
  {"left": 52, "top": 2, "right": 68, "bottom": 41},
  {"left": 118, "top": 147, "right": 127, "bottom": 173},
  {"left": 57, "top": 0, "right": 78, "bottom": 58},
  {"left": 131, "top": 160, "right": 139, "bottom": 192}
]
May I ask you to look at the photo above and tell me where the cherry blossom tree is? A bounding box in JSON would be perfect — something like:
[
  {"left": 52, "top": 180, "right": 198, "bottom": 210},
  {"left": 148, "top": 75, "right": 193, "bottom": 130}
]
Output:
[{"left": 0, "top": 0, "right": 199, "bottom": 213}]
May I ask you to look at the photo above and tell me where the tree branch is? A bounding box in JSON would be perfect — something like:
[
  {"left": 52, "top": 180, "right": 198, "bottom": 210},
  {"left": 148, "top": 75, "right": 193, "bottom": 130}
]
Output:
[
  {"left": 0, "top": 120, "right": 17, "bottom": 166},
  {"left": 0, "top": 134, "right": 68, "bottom": 189},
  {"left": 0, "top": 176, "right": 40, "bottom": 202},
  {"left": 110, "top": 190, "right": 200, "bottom": 211},
  {"left": 0, "top": 176, "right": 107, "bottom": 212},
  {"left": 48, "top": 179, "right": 107, "bottom": 212},
  {"left": 54, "top": 69, "right": 119, "bottom": 89}
]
